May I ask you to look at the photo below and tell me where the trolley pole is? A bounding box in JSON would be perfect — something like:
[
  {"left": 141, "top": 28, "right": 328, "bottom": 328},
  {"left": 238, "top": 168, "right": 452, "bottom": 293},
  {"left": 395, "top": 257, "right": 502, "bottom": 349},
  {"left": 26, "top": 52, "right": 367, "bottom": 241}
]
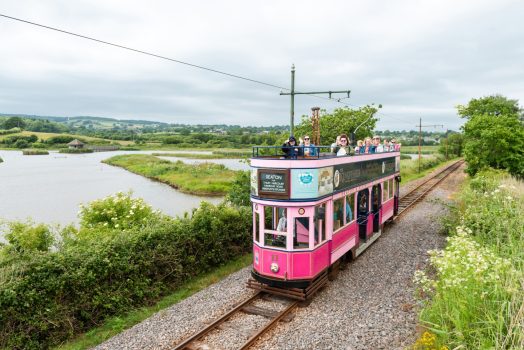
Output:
[
  {"left": 280, "top": 64, "right": 350, "bottom": 138},
  {"left": 416, "top": 118, "right": 443, "bottom": 173}
]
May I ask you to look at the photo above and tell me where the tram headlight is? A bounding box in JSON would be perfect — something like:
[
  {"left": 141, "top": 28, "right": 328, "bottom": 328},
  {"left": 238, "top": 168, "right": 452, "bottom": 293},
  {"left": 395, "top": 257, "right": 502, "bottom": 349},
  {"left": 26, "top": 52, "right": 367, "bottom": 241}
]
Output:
[{"left": 270, "top": 262, "right": 279, "bottom": 273}]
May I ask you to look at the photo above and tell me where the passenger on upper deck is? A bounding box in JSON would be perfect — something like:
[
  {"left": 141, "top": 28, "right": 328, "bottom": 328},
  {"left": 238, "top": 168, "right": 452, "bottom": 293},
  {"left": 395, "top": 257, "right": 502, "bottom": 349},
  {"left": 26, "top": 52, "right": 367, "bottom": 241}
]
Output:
[
  {"left": 299, "top": 135, "right": 317, "bottom": 156},
  {"left": 355, "top": 140, "right": 364, "bottom": 154},
  {"left": 372, "top": 136, "right": 383, "bottom": 153},
  {"left": 390, "top": 138, "right": 400, "bottom": 151},
  {"left": 383, "top": 138, "right": 391, "bottom": 152},
  {"left": 331, "top": 134, "right": 352, "bottom": 156},
  {"left": 362, "top": 137, "right": 372, "bottom": 154},
  {"left": 282, "top": 136, "right": 303, "bottom": 159}
]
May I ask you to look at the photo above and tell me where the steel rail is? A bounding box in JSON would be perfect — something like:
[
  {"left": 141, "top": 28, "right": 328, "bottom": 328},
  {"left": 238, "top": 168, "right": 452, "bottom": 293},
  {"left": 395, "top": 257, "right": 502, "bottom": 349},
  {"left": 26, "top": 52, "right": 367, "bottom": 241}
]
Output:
[
  {"left": 239, "top": 300, "right": 299, "bottom": 350},
  {"left": 172, "top": 291, "right": 261, "bottom": 350},
  {"left": 395, "top": 159, "right": 464, "bottom": 218}
]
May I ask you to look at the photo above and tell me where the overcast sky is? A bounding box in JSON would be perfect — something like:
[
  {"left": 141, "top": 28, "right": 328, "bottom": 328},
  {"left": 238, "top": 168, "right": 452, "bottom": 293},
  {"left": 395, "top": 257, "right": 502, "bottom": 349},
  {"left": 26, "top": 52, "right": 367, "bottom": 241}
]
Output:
[{"left": 1, "top": 1, "right": 523, "bottom": 130}]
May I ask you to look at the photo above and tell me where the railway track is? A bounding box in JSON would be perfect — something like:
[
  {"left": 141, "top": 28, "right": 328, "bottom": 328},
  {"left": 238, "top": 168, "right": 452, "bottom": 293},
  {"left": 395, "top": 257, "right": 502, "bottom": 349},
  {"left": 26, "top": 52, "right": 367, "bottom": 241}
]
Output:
[
  {"left": 395, "top": 158, "right": 464, "bottom": 218},
  {"left": 172, "top": 291, "right": 299, "bottom": 350},
  {"left": 172, "top": 159, "right": 464, "bottom": 350}
]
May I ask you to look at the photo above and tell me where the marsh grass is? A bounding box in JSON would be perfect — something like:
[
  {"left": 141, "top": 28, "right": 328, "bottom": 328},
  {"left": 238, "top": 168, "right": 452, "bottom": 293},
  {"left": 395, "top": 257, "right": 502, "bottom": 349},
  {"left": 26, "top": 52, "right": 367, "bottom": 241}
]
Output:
[
  {"left": 103, "top": 154, "right": 237, "bottom": 195},
  {"left": 22, "top": 149, "right": 49, "bottom": 155},
  {"left": 400, "top": 145, "right": 439, "bottom": 154},
  {"left": 400, "top": 154, "right": 452, "bottom": 183},
  {"left": 413, "top": 170, "right": 524, "bottom": 349},
  {"left": 152, "top": 151, "right": 249, "bottom": 159}
]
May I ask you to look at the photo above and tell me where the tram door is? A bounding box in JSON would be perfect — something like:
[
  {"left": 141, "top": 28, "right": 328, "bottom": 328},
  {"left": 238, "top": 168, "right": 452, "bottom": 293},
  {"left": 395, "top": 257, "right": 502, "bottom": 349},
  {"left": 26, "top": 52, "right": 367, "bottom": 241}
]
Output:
[
  {"left": 394, "top": 175, "right": 401, "bottom": 215},
  {"left": 371, "top": 184, "right": 382, "bottom": 232},
  {"left": 357, "top": 189, "right": 369, "bottom": 241}
]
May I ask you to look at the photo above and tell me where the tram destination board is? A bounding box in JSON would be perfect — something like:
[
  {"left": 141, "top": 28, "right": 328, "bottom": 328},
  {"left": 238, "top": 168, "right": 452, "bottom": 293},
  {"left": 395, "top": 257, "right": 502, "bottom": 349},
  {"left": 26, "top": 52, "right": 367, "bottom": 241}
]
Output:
[{"left": 258, "top": 169, "right": 290, "bottom": 199}]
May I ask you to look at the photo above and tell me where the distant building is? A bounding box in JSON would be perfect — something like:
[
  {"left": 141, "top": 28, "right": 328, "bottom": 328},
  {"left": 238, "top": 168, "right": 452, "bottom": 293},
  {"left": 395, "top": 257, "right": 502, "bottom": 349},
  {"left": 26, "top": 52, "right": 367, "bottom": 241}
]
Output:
[{"left": 67, "top": 139, "right": 85, "bottom": 149}]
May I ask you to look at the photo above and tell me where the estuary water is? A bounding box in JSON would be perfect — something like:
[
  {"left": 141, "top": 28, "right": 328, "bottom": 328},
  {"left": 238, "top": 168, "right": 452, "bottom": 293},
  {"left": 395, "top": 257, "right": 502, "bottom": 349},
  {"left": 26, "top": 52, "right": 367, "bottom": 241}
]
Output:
[{"left": 0, "top": 150, "right": 232, "bottom": 230}]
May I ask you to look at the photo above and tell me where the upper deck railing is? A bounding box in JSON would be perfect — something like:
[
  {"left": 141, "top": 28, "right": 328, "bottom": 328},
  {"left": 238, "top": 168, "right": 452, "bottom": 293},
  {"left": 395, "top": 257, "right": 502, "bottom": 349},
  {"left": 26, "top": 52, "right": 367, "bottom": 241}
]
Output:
[{"left": 251, "top": 145, "right": 401, "bottom": 159}]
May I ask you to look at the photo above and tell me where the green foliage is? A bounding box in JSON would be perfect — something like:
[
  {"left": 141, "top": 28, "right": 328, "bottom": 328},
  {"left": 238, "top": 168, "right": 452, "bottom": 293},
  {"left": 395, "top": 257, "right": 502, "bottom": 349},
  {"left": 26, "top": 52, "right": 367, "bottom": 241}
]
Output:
[
  {"left": 4, "top": 221, "right": 54, "bottom": 253},
  {"left": 0, "top": 127, "right": 22, "bottom": 135},
  {"left": 293, "top": 105, "right": 379, "bottom": 145},
  {"left": 103, "top": 154, "right": 237, "bottom": 195},
  {"left": 78, "top": 192, "right": 160, "bottom": 231},
  {"left": 414, "top": 170, "right": 524, "bottom": 349},
  {"left": 438, "top": 133, "right": 464, "bottom": 158},
  {"left": 457, "top": 94, "right": 522, "bottom": 119},
  {"left": 226, "top": 170, "right": 251, "bottom": 206},
  {"left": 2, "top": 116, "right": 26, "bottom": 130},
  {"left": 22, "top": 149, "right": 49, "bottom": 155},
  {"left": 58, "top": 148, "right": 94, "bottom": 154},
  {"left": 0, "top": 201, "right": 252, "bottom": 349},
  {"left": 463, "top": 114, "right": 524, "bottom": 177},
  {"left": 45, "top": 135, "right": 78, "bottom": 145}
]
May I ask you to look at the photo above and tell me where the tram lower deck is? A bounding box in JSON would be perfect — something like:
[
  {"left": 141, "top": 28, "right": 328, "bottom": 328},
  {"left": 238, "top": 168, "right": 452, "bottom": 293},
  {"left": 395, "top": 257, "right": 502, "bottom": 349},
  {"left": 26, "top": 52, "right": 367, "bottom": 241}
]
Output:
[{"left": 250, "top": 149, "right": 401, "bottom": 289}]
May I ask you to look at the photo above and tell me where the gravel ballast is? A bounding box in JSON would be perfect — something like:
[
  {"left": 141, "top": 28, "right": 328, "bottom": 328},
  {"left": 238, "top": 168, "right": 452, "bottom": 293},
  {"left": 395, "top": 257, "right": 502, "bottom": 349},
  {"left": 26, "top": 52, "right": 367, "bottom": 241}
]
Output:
[{"left": 94, "top": 164, "right": 467, "bottom": 350}]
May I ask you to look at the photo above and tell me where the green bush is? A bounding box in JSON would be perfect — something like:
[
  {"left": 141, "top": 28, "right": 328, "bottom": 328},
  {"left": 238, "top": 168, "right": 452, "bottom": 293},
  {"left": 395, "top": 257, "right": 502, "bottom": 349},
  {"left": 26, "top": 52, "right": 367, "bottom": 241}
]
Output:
[
  {"left": 22, "top": 149, "right": 49, "bottom": 155},
  {"left": 0, "top": 201, "right": 252, "bottom": 349},
  {"left": 0, "top": 127, "right": 22, "bottom": 135},
  {"left": 78, "top": 192, "right": 160, "bottom": 231},
  {"left": 3, "top": 221, "right": 54, "bottom": 254},
  {"left": 414, "top": 170, "right": 524, "bottom": 348},
  {"left": 58, "top": 148, "right": 94, "bottom": 154}
]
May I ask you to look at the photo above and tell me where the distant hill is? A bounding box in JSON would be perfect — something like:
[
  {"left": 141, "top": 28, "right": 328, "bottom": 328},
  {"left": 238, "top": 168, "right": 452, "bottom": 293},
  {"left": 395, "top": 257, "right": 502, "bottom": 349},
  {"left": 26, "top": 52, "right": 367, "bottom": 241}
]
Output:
[{"left": 0, "top": 113, "right": 168, "bottom": 127}]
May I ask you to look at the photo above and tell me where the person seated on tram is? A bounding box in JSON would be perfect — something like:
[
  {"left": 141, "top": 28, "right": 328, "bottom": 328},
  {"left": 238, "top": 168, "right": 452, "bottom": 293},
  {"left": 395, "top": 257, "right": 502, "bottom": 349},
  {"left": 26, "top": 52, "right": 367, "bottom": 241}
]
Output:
[
  {"left": 371, "top": 135, "right": 382, "bottom": 153},
  {"left": 390, "top": 138, "right": 400, "bottom": 151},
  {"left": 282, "top": 136, "right": 303, "bottom": 159},
  {"left": 332, "top": 134, "right": 352, "bottom": 156},
  {"left": 363, "top": 137, "right": 372, "bottom": 153},
  {"left": 355, "top": 140, "right": 364, "bottom": 154},
  {"left": 383, "top": 138, "right": 391, "bottom": 152},
  {"left": 277, "top": 208, "right": 287, "bottom": 232},
  {"left": 346, "top": 199, "right": 353, "bottom": 222},
  {"left": 299, "top": 135, "right": 317, "bottom": 156}
]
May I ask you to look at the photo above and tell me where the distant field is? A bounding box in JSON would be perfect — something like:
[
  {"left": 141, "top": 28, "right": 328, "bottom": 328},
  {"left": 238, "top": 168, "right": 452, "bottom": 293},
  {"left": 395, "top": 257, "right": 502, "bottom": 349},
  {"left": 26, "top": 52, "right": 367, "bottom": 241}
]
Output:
[
  {"left": 400, "top": 145, "right": 439, "bottom": 154},
  {"left": 0, "top": 131, "right": 133, "bottom": 145}
]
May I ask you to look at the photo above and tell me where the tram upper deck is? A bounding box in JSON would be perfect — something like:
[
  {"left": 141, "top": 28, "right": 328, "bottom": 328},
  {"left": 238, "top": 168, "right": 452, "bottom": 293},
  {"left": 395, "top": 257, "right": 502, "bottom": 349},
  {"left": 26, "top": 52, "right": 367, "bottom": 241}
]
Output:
[{"left": 250, "top": 146, "right": 401, "bottom": 202}]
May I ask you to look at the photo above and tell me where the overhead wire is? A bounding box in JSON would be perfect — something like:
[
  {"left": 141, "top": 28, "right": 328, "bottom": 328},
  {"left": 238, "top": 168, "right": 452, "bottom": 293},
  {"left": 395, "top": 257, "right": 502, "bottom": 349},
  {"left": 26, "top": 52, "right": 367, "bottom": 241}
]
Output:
[{"left": 0, "top": 12, "right": 416, "bottom": 127}]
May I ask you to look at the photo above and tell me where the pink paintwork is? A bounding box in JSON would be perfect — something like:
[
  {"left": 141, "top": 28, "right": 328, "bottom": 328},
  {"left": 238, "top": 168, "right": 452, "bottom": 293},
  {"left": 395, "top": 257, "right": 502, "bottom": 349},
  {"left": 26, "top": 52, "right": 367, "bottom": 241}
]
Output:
[
  {"left": 332, "top": 222, "right": 357, "bottom": 251},
  {"left": 382, "top": 199, "right": 394, "bottom": 223}
]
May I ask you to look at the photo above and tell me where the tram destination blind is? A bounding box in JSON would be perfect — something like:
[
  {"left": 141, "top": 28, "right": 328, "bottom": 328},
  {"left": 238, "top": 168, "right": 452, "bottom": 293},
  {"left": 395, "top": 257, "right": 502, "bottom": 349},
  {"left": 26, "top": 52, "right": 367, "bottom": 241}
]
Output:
[{"left": 258, "top": 169, "right": 290, "bottom": 199}]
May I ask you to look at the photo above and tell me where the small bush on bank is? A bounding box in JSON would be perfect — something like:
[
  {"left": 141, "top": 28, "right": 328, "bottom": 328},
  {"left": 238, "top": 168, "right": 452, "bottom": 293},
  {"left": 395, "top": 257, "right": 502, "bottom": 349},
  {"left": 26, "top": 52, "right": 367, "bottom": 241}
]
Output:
[
  {"left": 413, "top": 170, "right": 524, "bottom": 349},
  {"left": 58, "top": 148, "right": 94, "bottom": 154},
  {"left": 0, "top": 200, "right": 252, "bottom": 349},
  {"left": 22, "top": 149, "right": 49, "bottom": 155}
]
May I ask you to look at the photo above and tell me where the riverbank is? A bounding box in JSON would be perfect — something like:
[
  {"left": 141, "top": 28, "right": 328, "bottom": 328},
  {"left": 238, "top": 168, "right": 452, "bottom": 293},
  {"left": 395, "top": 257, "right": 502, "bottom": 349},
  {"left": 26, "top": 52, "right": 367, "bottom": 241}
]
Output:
[
  {"left": 152, "top": 151, "right": 249, "bottom": 159},
  {"left": 103, "top": 154, "right": 238, "bottom": 196}
]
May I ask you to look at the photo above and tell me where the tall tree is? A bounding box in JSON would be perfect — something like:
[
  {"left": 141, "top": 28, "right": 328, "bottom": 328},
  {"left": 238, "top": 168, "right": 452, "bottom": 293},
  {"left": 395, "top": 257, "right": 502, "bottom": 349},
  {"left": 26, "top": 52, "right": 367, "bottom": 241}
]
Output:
[
  {"left": 293, "top": 105, "right": 380, "bottom": 145},
  {"left": 457, "top": 95, "right": 521, "bottom": 119},
  {"left": 3, "top": 117, "right": 26, "bottom": 130},
  {"left": 460, "top": 95, "right": 524, "bottom": 177}
]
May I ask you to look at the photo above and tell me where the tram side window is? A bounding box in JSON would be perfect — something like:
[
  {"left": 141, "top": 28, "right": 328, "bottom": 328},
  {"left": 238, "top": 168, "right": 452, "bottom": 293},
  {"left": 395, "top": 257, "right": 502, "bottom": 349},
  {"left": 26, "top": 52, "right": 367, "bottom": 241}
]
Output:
[
  {"left": 333, "top": 198, "right": 344, "bottom": 231},
  {"left": 264, "top": 206, "right": 286, "bottom": 248},
  {"left": 345, "top": 193, "right": 355, "bottom": 224},
  {"left": 294, "top": 217, "right": 310, "bottom": 249},
  {"left": 254, "top": 210, "right": 261, "bottom": 243},
  {"left": 314, "top": 203, "right": 327, "bottom": 245},
  {"left": 383, "top": 181, "right": 389, "bottom": 202},
  {"left": 389, "top": 179, "right": 394, "bottom": 198}
]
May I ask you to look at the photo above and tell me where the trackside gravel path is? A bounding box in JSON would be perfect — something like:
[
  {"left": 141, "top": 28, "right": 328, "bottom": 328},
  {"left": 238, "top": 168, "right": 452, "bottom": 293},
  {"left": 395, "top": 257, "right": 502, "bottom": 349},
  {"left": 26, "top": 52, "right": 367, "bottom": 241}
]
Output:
[{"left": 94, "top": 164, "right": 467, "bottom": 350}]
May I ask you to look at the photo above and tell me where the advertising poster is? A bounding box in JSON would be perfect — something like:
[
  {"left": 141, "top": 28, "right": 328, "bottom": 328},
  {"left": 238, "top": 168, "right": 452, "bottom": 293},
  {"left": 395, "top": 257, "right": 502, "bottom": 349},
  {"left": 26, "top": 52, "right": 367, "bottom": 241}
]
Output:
[
  {"left": 290, "top": 168, "right": 319, "bottom": 199},
  {"left": 318, "top": 166, "right": 334, "bottom": 196}
]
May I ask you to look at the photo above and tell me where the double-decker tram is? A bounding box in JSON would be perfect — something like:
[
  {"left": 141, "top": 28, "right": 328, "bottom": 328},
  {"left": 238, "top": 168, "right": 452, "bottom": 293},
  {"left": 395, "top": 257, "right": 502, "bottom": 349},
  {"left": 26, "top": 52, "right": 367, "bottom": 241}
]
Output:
[{"left": 247, "top": 146, "right": 401, "bottom": 300}]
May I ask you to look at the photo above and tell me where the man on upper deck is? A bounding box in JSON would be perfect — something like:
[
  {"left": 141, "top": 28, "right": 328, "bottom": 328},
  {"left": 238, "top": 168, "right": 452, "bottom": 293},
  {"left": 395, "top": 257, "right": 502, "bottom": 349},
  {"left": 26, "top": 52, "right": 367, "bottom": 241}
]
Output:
[{"left": 282, "top": 136, "right": 303, "bottom": 159}]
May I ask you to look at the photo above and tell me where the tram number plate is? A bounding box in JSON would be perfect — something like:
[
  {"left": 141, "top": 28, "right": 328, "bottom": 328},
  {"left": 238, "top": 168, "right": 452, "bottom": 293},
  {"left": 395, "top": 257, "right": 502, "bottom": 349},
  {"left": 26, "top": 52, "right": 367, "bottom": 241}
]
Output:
[{"left": 258, "top": 169, "right": 289, "bottom": 198}]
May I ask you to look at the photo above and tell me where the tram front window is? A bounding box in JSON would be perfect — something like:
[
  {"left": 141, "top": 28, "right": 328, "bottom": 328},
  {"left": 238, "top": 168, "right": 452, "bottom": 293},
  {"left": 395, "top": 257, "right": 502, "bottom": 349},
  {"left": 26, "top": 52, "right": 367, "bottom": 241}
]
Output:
[
  {"left": 314, "top": 203, "right": 327, "bottom": 245},
  {"left": 264, "top": 206, "right": 287, "bottom": 248}
]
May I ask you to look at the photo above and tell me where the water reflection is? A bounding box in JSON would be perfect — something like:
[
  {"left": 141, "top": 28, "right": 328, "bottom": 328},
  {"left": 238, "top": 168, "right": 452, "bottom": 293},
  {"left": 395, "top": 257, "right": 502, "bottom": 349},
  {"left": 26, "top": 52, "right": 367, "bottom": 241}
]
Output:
[{"left": 0, "top": 150, "right": 223, "bottom": 229}]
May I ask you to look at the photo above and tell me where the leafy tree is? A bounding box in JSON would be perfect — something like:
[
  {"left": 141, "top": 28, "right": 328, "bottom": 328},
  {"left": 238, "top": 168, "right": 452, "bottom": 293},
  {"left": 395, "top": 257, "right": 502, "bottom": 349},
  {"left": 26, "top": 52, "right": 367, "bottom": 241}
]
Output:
[
  {"left": 293, "top": 105, "right": 380, "bottom": 146},
  {"left": 3, "top": 117, "right": 26, "bottom": 130},
  {"left": 457, "top": 95, "right": 521, "bottom": 119},
  {"left": 439, "top": 133, "right": 464, "bottom": 158},
  {"left": 226, "top": 170, "right": 251, "bottom": 206},
  {"left": 463, "top": 114, "right": 524, "bottom": 177}
]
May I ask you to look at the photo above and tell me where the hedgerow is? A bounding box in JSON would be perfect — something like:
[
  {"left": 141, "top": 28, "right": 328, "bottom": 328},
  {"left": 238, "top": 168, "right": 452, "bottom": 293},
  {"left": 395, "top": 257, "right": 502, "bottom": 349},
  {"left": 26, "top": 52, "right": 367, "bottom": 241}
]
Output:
[{"left": 0, "top": 200, "right": 252, "bottom": 349}]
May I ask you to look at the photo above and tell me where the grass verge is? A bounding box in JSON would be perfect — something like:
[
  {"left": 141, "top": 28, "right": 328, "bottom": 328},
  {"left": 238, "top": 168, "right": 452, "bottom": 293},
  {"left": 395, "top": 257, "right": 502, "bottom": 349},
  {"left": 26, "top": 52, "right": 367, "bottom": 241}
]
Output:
[
  {"left": 400, "top": 154, "right": 456, "bottom": 183},
  {"left": 103, "top": 154, "right": 237, "bottom": 196},
  {"left": 54, "top": 254, "right": 253, "bottom": 350}
]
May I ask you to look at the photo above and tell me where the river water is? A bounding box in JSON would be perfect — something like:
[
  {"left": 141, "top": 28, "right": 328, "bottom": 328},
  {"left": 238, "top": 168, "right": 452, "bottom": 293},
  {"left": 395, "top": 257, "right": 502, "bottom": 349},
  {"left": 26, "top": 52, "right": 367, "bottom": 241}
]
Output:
[{"left": 0, "top": 150, "right": 247, "bottom": 231}]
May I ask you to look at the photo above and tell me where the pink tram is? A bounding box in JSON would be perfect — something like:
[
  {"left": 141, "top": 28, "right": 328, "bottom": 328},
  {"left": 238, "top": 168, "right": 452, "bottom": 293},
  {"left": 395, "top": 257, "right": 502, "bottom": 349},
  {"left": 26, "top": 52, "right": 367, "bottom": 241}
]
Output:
[{"left": 249, "top": 147, "right": 401, "bottom": 297}]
